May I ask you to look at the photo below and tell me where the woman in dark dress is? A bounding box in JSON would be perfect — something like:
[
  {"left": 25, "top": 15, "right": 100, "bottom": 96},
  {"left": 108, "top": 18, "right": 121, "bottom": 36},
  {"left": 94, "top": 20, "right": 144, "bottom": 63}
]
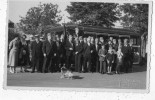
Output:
[{"left": 19, "top": 35, "right": 29, "bottom": 72}]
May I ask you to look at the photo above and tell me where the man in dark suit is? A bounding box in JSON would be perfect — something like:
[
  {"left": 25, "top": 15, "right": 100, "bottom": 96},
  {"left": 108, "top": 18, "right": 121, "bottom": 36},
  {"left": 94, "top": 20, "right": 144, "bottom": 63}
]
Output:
[
  {"left": 94, "top": 38, "right": 100, "bottom": 72},
  {"left": 74, "top": 37, "right": 79, "bottom": 72},
  {"left": 42, "top": 33, "right": 57, "bottom": 73},
  {"left": 83, "top": 37, "right": 93, "bottom": 72},
  {"left": 122, "top": 39, "right": 130, "bottom": 73},
  {"left": 75, "top": 36, "right": 84, "bottom": 72},
  {"left": 81, "top": 37, "right": 87, "bottom": 72},
  {"left": 129, "top": 39, "right": 134, "bottom": 72},
  {"left": 65, "top": 35, "right": 74, "bottom": 69},
  {"left": 28, "top": 35, "right": 34, "bottom": 68},
  {"left": 59, "top": 34, "right": 66, "bottom": 67},
  {"left": 90, "top": 37, "right": 96, "bottom": 72},
  {"left": 112, "top": 39, "right": 118, "bottom": 72},
  {"left": 54, "top": 35, "right": 61, "bottom": 72},
  {"left": 31, "top": 35, "right": 43, "bottom": 73}
]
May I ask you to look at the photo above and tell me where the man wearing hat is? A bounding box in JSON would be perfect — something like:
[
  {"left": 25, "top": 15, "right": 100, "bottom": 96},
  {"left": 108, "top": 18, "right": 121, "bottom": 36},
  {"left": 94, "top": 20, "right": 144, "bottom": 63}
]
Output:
[
  {"left": 31, "top": 35, "right": 43, "bottom": 73},
  {"left": 42, "top": 33, "right": 57, "bottom": 73}
]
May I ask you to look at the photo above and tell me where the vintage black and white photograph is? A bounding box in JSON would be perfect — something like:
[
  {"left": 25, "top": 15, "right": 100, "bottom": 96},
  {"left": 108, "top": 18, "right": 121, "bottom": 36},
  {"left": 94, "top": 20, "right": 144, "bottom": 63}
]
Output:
[{"left": 5, "top": 0, "right": 151, "bottom": 91}]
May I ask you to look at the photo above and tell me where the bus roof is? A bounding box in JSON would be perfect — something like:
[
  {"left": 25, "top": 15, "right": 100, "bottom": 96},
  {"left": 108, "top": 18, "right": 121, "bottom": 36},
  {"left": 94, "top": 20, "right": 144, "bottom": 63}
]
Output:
[{"left": 44, "top": 25, "right": 140, "bottom": 37}]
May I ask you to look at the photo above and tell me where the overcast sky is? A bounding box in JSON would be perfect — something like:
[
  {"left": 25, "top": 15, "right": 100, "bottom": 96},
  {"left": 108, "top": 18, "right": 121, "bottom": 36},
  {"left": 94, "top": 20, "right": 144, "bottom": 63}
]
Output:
[{"left": 8, "top": 0, "right": 71, "bottom": 24}]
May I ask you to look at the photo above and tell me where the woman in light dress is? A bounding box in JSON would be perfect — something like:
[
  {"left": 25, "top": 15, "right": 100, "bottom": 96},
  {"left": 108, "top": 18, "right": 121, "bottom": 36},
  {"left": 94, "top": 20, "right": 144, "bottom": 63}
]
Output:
[
  {"left": 116, "top": 47, "right": 123, "bottom": 74},
  {"left": 8, "top": 36, "right": 20, "bottom": 73}
]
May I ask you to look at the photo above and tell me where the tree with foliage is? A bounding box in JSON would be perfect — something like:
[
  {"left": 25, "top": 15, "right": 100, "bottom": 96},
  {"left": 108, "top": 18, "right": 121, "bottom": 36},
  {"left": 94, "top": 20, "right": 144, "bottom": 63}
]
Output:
[
  {"left": 8, "top": 20, "right": 21, "bottom": 43},
  {"left": 19, "top": 3, "right": 62, "bottom": 35},
  {"left": 119, "top": 4, "right": 148, "bottom": 34},
  {"left": 66, "top": 2, "right": 120, "bottom": 28},
  {"left": 8, "top": 28, "right": 19, "bottom": 43}
]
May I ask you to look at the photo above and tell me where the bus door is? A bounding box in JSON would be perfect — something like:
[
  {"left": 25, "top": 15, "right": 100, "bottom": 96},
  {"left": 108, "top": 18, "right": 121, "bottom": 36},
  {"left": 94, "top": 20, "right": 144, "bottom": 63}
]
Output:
[{"left": 130, "top": 37, "right": 141, "bottom": 64}]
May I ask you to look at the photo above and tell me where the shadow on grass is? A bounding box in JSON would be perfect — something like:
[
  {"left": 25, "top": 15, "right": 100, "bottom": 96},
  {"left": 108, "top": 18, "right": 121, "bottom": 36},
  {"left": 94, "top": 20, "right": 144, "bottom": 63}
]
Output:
[{"left": 72, "top": 75, "right": 84, "bottom": 79}]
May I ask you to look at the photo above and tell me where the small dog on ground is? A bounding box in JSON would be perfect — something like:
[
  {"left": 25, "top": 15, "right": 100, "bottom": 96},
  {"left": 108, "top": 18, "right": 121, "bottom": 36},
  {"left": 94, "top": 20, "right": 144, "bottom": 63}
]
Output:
[{"left": 60, "top": 66, "right": 73, "bottom": 79}]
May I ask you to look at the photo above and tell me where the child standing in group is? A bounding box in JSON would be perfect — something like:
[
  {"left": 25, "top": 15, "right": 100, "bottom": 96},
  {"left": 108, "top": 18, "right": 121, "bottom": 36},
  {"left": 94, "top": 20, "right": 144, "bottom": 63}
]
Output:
[
  {"left": 98, "top": 45, "right": 107, "bottom": 74},
  {"left": 116, "top": 47, "right": 123, "bottom": 74},
  {"left": 106, "top": 47, "right": 114, "bottom": 74}
]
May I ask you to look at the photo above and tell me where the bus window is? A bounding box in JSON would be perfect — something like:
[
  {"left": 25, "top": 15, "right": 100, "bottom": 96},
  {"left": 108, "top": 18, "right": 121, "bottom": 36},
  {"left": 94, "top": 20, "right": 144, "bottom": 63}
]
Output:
[
  {"left": 130, "top": 37, "right": 140, "bottom": 45},
  {"left": 133, "top": 38, "right": 137, "bottom": 45}
]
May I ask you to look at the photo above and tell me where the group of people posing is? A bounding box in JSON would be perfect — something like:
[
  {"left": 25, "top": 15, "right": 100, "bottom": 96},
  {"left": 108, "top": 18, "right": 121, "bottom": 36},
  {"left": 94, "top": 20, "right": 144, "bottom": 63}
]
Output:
[
  {"left": 8, "top": 32, "right": 134, "bottom": 75},
  {"left": 72, "top": 35, "right": 134, "bottom": 74}
]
